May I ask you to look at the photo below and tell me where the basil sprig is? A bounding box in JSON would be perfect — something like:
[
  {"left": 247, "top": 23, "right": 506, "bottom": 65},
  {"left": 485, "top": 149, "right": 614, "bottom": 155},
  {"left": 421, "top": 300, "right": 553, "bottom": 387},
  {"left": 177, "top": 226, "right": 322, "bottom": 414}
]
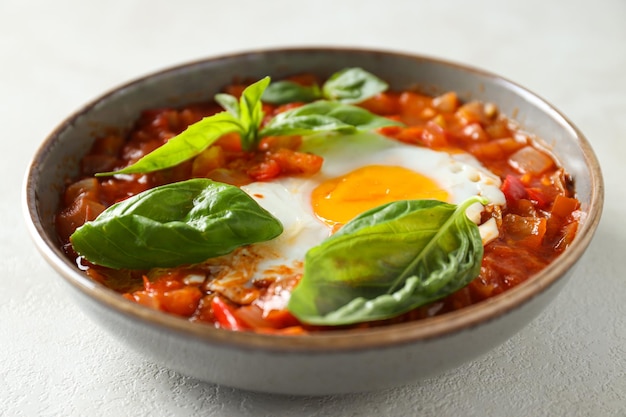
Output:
[
  {"left": 97, "top": 77, "right": 270, "bottom": 176},
  {"left": 262, "top": 67, "right": 388, "bottom": 105},
  {"left": 98, "top": 72, "right": 400, "bottom": 177},
  {"left": 287, "top": 197, "right": 488, "bottom": 326},
  {"left": 70, "top": 179, "right": 283, "bottom": 269}
]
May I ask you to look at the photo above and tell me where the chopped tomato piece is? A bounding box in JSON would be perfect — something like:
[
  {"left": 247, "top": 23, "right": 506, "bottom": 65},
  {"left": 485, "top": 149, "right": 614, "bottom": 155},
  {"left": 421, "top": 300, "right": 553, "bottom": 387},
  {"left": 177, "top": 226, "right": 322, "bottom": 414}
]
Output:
[
  {"left": 214, "top": 132, "right": 243, "bottom": 152},
  {"left": 248, "top": 158, "right": 281, "bottom": 181},
  {"left": 256, "top": 326, "right": 307, "bottom": 335},
  {"left": 270, "top": 148, "right": 324, "bottom": 176},
  {"left": 211, "top": 296, "right": 250, "bottom": 331},
  {"left": 377, "top": 125, "right": 403, "bottom": 137},
  {"left": 127, "top": 291, "right": 161, "bottom": 309},
  {"left": 100, "top": 177, "right": 151, "bottom": 204},
  {"left": 459, "top": 123, "right": 489, "bottom": 142},
  {"left": 432, "top": 92, "right": 459, "bottom": 113},
  {"left": 258, "top": 135, "right": 302, "bottom": 151},
  {"left": 359, "top": 92, "right": 401, "bottom": 115},
  {"left": 398, "top": 126, "right": 426, "bottom": 145},
  {"left": 422, "top": 121, "right": 449, "bottom": 148},
  {"left": 554, "top": 222, "right": 579, "bottom": 251},
  {"left": 526, "top": 187, "right": 550, "bottom": 209},
  {"left": 234, "top": 305, "right": 300, "bottom": 330},
  {"left": 501, "top": 175, "right": 528, "bottom": 204},
  {"left": 57, "top": 196, "right": 106, "bottom": 241},
  {"left": 551, "top": 195, "right": 580, "bottom": 219},
  {"left": 445, "top": 286, "right": 472, "bottom": 310},
  {"left": 399, "top": 92, "right": 432, "bottom": 123},
  {"left": 503, "top": 214, "right": 547, "bottom": 248},
  {"left": 483, "top": 243, "right": 548, "bottom": 286},
  {"left": 161, "top": 287, "right": 203, "bottom": 317},
  {"left": 545, "top": 195, "right": 581, "bottom": 250},
  {"left": 132, "top": 273, "right": 205, "bottom": 318},
  {"left": 467, "top": 276, "right": 499, "bottom": 301}
]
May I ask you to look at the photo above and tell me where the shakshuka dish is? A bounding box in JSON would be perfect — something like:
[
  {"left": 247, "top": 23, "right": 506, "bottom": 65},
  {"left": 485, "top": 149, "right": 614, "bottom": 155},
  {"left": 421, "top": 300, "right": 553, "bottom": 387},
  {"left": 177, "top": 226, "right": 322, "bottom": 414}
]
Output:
[{"left": 55, "top": 68, "right": 581, "bottom": 334}]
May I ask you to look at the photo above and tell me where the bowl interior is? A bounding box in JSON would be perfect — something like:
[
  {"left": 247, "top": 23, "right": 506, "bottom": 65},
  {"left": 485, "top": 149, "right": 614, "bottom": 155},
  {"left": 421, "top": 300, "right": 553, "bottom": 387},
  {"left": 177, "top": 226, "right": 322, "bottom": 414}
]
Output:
[{"left": 24, "top": 48, "right": 603, "bottom": 350}]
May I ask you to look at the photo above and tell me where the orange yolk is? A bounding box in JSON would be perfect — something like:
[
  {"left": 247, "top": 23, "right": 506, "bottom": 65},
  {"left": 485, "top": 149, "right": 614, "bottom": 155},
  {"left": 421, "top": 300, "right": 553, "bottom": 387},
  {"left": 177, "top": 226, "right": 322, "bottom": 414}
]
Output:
[{"left": 311, "top": 165, "right": 450, "bottom": 226}]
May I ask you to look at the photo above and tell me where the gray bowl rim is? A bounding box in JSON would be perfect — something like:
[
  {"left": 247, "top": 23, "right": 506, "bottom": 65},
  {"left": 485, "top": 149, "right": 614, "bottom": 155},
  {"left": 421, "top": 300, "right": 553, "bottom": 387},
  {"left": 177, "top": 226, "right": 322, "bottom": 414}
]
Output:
[{"left": 23, "top": 46, "right": 604, "bottom": 353}]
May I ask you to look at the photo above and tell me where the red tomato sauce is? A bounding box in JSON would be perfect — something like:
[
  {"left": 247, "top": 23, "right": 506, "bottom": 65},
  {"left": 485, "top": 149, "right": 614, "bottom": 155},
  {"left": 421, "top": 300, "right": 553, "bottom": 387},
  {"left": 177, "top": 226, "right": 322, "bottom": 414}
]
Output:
[{"left": 56, "top": 74, "right": 581, "bottom": 333}]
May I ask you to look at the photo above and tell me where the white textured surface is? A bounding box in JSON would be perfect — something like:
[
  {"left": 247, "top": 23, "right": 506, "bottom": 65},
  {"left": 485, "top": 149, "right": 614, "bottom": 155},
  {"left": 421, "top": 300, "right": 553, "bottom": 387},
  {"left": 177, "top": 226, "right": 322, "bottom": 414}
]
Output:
[{"left": 2, "top": 0, "right": 624, "bottom": 415}]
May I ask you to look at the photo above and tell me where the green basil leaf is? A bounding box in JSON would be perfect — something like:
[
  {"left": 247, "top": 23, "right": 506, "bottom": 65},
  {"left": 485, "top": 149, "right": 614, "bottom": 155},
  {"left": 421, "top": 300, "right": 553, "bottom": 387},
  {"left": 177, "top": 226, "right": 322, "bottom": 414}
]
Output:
[
  {"left": 259, "top": 100, "right": 401, "bottom": 137},
  {"left": 70, "top": 178, "right": 283, "bottom": 269},
  {"left": 287, "top": 197, "right": 487, "bottom": 326},
  {"left": 215, "top": 93, "right": 241, "bottom": 118},
  {"left": 321, "top": 102, "right": 402, "bottom": 131},
  {"left": 97, "top": 111, "right": 243, "bottom": 176},
  {"left": 238, "top": 76, "right": 270, "bottom": 151},
  {"left": 260, "top": 114, "right": 356, "bottom": 137},
  {"left": 322, "top": 67, "right": 388, "bottom": 104},
  {"left": 261, "top": 81, "right": 322, "bottom": 105}
]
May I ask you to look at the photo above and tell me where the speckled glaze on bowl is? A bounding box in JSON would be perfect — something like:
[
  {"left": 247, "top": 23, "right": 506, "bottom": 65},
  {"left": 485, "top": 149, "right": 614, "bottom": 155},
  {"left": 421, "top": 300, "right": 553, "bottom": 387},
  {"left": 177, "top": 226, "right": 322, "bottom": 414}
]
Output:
[{"left": 23, "top": 48, "right": 603, "bottom": 395}]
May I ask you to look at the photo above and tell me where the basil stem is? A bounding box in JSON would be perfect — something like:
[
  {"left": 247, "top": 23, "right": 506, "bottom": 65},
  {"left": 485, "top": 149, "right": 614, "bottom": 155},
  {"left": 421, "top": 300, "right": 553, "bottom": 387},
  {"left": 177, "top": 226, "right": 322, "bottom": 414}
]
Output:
[
  {"left": 233, "top": 76, "right": 269, "bottom": 151},
  {"left": 70, "top": 179, "right": 283, "bottom": 269},
  {"left": 287, "top": 197, "right": 488, "bottom": 326}
]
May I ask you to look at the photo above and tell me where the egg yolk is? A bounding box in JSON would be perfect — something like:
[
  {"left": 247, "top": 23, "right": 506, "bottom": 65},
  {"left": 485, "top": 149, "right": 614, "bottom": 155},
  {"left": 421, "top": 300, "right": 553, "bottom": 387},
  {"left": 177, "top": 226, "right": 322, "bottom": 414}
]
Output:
[{"left": 311, "top": 165, "right": 450, "bottom": 225}]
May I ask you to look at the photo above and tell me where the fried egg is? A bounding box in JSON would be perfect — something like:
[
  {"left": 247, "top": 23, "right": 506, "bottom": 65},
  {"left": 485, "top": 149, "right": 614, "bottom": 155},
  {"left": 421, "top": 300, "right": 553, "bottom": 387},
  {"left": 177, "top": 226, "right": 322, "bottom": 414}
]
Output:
[{"left": 206, "top": 132, "right": 505, "bottom": 304}]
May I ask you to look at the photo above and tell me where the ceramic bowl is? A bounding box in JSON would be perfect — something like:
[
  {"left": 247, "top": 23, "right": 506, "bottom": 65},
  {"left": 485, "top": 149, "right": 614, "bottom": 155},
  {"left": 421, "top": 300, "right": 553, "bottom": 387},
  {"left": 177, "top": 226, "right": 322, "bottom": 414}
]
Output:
[{"left": 23, "top": 48, "right": 603, "bottom": 395}]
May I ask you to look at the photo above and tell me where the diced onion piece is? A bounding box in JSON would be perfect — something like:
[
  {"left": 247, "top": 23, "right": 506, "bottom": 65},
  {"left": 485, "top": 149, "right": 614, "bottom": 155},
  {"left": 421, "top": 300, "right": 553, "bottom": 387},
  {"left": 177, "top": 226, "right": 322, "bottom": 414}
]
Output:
[
  {"left": 63, "top": 177, "right": 100, "bottom": 206},
  {"left": 183, "top": 273, "right": 206, "bottom": 285},
  {"left": 484, "top": 103, "right": 498, "bottom": 119},
  {"left": 465, "top": 202, "right": 484, "bottom": 224},
  {"left": 508, "top": 146, "right": 554, "bottom": 175},
  {"left": 478, "top": 218, "right": 499, "bottom": 245},
  {"left": 208, "top": 277, "right": 260, "bottom": 305},
  {"left": 455, "top": 101, "right": 487, "bottom": 125},
  {"left": 192, "top": 146, "right": 226, "bottom": 177}
]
